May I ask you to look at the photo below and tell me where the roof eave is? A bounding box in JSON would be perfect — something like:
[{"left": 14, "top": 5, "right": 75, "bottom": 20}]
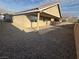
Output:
[{"left": 15, "top": 10, "right": 40, "bottom": 15}]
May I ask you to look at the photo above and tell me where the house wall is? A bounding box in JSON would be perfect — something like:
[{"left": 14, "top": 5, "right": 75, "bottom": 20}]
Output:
[
  {"left": 31, "top": 22, "right": 37, "bottom": 28},
  {"left": 39, "top": 20, "right": 46, "bottom": 26},
  {"left": 43, "top": 5, "right": 60, "bottom": 18},
  {"left": 31, "top": 19, "right": 51, "bottom": 28},
  {"left": 13, "top": 15, "right": 51, "bottom": 30},
  {"left": 13, "top": 15, "right": 31, "bottom": 30},
  {"left": 74, "top": 23, "right": 79, "bottom": 59}
]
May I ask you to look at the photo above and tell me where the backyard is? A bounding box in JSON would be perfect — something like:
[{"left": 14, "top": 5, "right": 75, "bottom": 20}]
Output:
[{"left": 0, "top": 22, "right": 77, "bottom": 59}]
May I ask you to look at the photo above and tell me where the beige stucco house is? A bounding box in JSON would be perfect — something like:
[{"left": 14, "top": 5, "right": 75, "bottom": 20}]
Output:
[
  {"left": 12, "top": 3, "right": 61, "bottom": 31},
  {"left": 0, "top": 3, "right": 62, "bottom": 47}
]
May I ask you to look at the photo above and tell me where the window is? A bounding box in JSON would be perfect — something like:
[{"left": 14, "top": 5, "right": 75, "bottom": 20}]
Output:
[
  {"left": 30, "top": 15, "right": 37, "bottom": 22},
  {"left": 4, "top": 14, "right": 13, "bottom": 22}
]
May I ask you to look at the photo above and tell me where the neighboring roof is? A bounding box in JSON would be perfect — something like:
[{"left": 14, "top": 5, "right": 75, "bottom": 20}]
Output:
[{"left": 16, "top": 3, "right": 60, "bottom": 15}]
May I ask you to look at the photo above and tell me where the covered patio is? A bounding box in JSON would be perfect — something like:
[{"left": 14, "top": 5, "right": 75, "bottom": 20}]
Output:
[{"left": 23, "top": 11, "right": 60, "bottom": 30}]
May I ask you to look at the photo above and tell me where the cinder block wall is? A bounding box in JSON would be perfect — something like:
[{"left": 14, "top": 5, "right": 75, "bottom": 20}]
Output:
[{"left": 74, "top": 23, "right": 79, "bottom": 59}]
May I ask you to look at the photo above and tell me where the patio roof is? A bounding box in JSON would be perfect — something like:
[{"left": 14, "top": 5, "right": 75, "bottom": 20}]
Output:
[
  {"left": 25, "top": 11, "right": 60, "bottom": 19},
  {"left": 14, "top": 3, "right": 61, "bottom": 19},
  {"left": 15, "top": 3, "right": 60, "bottom": 14}
]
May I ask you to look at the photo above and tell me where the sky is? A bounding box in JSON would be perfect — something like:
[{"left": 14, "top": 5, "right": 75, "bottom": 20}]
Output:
[{"left": 0, "top": 0, "right": 79, "bottom": 17}]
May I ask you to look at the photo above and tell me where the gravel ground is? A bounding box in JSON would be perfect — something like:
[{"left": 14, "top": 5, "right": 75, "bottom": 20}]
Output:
[{"left": 0, "top": 23, "right": 77, "bottom": 59}]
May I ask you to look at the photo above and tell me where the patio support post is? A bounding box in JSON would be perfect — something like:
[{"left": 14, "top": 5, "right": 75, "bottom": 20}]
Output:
[{"left": 37, "top": 12, "right": 40, "bottom": 31}]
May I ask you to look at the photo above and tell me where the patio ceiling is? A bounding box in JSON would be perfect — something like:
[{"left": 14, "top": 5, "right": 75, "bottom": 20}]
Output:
[{"left": 26, "top": 11, "right": 60, "bottom": 19}]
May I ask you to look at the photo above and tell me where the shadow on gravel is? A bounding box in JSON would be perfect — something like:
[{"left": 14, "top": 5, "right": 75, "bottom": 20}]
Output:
[{"left": 0, "top": 23, "right": 77, "bottom": 59}]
